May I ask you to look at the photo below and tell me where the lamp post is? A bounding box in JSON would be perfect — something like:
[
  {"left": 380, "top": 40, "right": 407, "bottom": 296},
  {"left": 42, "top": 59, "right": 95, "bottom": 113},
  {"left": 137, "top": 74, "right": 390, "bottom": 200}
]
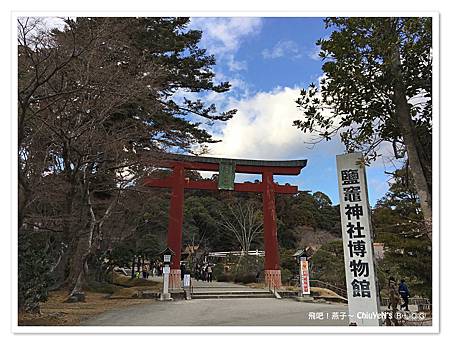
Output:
[{"left": 160, "top": 248, "right": 174, "bottom": 301}]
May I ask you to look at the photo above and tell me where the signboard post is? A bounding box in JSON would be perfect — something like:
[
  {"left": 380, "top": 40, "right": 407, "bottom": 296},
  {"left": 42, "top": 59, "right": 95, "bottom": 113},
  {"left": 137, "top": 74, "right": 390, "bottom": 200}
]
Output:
[
  {"left": 183, "top": 274, "right": 191, "bottom": 289},
  {"left": 183, "top": 273, "right": 192, "bottom": 300},
  {"left": 300, "top": 258, "right": 310, "bottom": 295},
  {"left": 336, "top": 152, "right": 381, "bottom": 326},
  {"left": 160, "top": 248, "right": 173, "bottom": 301}
]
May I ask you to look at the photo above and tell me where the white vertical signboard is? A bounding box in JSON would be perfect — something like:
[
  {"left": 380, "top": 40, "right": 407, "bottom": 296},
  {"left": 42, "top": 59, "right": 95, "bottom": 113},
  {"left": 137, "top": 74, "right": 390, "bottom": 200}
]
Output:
[{"left": 336, "top": 152, "right": 380, "bottom": 326}]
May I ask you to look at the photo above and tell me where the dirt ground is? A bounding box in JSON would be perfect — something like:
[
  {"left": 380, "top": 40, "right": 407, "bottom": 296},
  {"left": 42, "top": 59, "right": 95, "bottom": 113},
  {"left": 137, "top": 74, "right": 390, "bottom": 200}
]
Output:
[
  {"left": 18, "top": 275, "right": 163, "bottom": 326},
  {"left": 18, "top": 290, "right": 156, "bottom": 326}
]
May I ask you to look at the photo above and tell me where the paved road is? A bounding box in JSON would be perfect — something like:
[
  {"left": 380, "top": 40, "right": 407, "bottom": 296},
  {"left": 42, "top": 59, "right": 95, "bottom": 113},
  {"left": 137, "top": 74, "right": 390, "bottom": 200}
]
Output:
[{"left": 82, "top": 298, "right": 348, "bottom": 326}]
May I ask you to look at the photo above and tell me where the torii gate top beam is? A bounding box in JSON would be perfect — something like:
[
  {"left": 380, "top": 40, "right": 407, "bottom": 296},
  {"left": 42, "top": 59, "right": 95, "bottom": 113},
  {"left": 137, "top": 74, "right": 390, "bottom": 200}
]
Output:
[
  {"left": 150, "top": 153, "right": 307, "bottom": 175},
  {"left": 142, "top": 154, "right": 307, "bottom": 194}
]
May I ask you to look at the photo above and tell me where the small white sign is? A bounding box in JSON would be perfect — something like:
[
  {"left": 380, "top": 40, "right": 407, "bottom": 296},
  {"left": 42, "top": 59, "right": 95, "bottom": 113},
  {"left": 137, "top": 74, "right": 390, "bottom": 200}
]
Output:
[
  {"left": 183, "top": 274, "right": 191, "bottom": 288},
  {"left": 162, "top": 266, "right": 170, "bottom": 274},
  {"left": 163, "top": 254, "right": 171, "bottom": 263},
  {"left": 337, "top": 152, "right": 380, "bottom": 326}
]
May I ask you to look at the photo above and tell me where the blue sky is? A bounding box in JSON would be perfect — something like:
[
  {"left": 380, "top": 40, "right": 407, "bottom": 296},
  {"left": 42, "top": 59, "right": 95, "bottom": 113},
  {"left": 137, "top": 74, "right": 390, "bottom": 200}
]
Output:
[
  {"left": 237, "top": 18, "right": 329, "bottom": 90},
  {"left": 185, "top": 17, "right": 399, "bottom": 206}
]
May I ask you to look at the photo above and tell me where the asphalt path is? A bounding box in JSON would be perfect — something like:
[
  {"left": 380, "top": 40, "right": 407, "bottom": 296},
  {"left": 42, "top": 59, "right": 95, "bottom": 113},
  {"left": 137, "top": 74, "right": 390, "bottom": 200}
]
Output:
[{"left": 82, "top": 298, "right": 349, "bottom": 326}]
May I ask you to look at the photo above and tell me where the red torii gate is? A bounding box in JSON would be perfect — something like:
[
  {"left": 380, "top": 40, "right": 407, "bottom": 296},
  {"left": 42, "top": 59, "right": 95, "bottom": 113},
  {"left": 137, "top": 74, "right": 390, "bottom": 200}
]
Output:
[{"left": 143, "top": 154, "right": 307, "bottom": 289}]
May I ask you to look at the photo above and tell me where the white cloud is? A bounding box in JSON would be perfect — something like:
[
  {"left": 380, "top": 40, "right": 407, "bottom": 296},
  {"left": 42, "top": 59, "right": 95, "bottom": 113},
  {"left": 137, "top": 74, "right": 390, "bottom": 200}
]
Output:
[
  {"left": 203, "top": 81, "right": 399, "bottom": 171},
  {"left": 227, "top": 56, "right": 247, "bottom": 72},
  {"left": 309, "top": 44, "right": 322, "bottom": 61},
  {"left": 207, "top": 86, "right": 344, "bottom": 160},
  {"left": 262, "top": 40, "right": 302, "bottom": 59},
  {"left": 190, "top": 17, "right": 262, "bottom": 55},
  {"left": 186, "top": 17, "right": 262, "bottom": 111}
]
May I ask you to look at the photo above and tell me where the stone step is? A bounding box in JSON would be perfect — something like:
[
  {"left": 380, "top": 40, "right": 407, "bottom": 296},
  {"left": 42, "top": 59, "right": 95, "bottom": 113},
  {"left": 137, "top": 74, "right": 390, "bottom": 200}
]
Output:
[
  {"left": 191, "top": 293, "right": 273, "bottom": 296},
  {"left": 191, "top": 293, "right": 275, "bottom": 299},
  {"left": 193, "top": 285, "right": 251, "bottom": 289},
  {"left": 192, "top": 288, "right": 271, "bottom": 294}
]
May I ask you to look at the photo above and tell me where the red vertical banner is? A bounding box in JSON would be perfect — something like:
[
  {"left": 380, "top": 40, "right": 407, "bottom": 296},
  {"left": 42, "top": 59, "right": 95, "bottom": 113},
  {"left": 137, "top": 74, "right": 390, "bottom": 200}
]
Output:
[{"left": 300, "top": 259, "right": 310, "bottom": 295}]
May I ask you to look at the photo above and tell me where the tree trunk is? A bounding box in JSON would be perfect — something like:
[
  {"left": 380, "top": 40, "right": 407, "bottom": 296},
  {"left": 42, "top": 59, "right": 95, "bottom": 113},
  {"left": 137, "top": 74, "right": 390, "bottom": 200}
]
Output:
[
  {"left": 66, "top": 176, "right": 94, "bottom": 296},
  {"left": 137, "top": 256, "right": 141, "bottom": 274},
  {"left": 48, "top": 245, "right": 73, "bottom": 291},
  {"left": 50, "top": 175, "right": 78, "bottom": 290},
  {"left": 18, "top": 172, "right": 30, "bottom": 231},
  {"left": 66, "top": 167, "right": 119, "bottom": 296},
  {"left": 66, "top": 229, "right": 91, "bottom": 294},
  {"left": 390, "top": 28, "right": 432, "bottom": 241}
]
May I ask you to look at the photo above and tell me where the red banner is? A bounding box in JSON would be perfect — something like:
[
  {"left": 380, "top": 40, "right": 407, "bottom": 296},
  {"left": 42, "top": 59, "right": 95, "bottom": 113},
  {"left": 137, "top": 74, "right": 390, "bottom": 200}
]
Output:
[{"left": 300, "top": 260, "right": 310, "bottom": 295}]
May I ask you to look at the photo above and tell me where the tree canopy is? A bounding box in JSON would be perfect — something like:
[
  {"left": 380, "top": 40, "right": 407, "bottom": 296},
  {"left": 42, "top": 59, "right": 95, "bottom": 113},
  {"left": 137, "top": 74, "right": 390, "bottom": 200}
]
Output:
[
  {"left": 293, "top": 17, "right": 432, "bottom": 239},
  {"left": 372, "top": 166, "right": 431, "bottom": 299},
  {"left": 17, "top": 16, "right": 236, "bottom": 308}
]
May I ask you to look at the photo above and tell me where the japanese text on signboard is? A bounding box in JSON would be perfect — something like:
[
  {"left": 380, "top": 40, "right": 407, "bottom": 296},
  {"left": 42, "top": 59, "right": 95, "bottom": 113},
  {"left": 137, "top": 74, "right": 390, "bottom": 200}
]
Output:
[
  {"left": 300, "top": 260, "right": 310, "bottom": 294},
  {"left": 341, "top": 169, "right": 371, "bottom": 298}
]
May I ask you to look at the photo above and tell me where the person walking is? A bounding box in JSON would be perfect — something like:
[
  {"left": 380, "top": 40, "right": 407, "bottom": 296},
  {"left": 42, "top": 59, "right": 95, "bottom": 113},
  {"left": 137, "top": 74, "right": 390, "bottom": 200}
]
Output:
[
  {"left": 207, "top": 264, "right": 213, "bottom": 283},
  {"left": 386, "top": 276, "right": 401, "bottom": 326},
  {"left": 142, "top": 264, "right": 148, "bottom": 279},
  {"left": 202, "top": 264, "right": 207, "bottom": 281},
  {"left": 181, "top": 263, "right": 186, "bottom": 280},
  {"left": 388, "top": 277, "right": 401, "bottom": 310},
  {"left": 158, "top": 261, "right": 163, "bottom": 276},
  {"left": 399, "top": 279, "right": 410, "bottom": 311}
]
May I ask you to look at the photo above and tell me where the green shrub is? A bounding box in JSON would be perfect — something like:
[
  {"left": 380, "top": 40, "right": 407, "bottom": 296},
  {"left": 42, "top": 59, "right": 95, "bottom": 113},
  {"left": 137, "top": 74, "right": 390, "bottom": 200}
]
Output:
[
  {"left": 233, "top": 255, "right": 263, "bottom": 274},
  {"left": 213, "top": 263, "right": 224, "bottom": 275},
  {"left": 234, "top": 272, "right": 257, "bottom": 284},
  {"left": 281, "top": 268, "right": 293, "bottom": 284},
  {"left": 216, "top": 273, "right": 233, "bottom": 282},
  {"left": 310, "top": 240, "right": 346, "bottom": 288},
  {"left": 18, "top": 231, "right": 54, "bottom": 313}
]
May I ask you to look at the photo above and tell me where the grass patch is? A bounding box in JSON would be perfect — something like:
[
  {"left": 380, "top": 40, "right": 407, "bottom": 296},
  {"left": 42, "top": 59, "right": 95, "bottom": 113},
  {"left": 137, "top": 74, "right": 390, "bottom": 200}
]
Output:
[{"left": 85, "top": 280, "right": 123, "bottom": 294}]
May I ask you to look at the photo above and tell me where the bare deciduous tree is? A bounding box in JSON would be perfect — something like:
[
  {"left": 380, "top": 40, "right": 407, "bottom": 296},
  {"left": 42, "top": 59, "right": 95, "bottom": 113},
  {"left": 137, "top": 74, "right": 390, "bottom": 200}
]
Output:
[
  {"left": 17, "top": 17, "right": 236, "bottom": 302},
  {"left": 217, "top": 201, "right": 263, "bottom": 253}
]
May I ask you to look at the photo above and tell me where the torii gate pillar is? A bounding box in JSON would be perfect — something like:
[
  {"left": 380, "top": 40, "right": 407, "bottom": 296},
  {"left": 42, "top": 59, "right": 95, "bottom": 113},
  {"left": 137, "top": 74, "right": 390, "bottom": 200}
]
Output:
[
  {"left": 166, "top": 164, "right": 184, "bottom": 289},
  {"left": 262, "top": 171, "right": 282, "bottom": 289}
]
